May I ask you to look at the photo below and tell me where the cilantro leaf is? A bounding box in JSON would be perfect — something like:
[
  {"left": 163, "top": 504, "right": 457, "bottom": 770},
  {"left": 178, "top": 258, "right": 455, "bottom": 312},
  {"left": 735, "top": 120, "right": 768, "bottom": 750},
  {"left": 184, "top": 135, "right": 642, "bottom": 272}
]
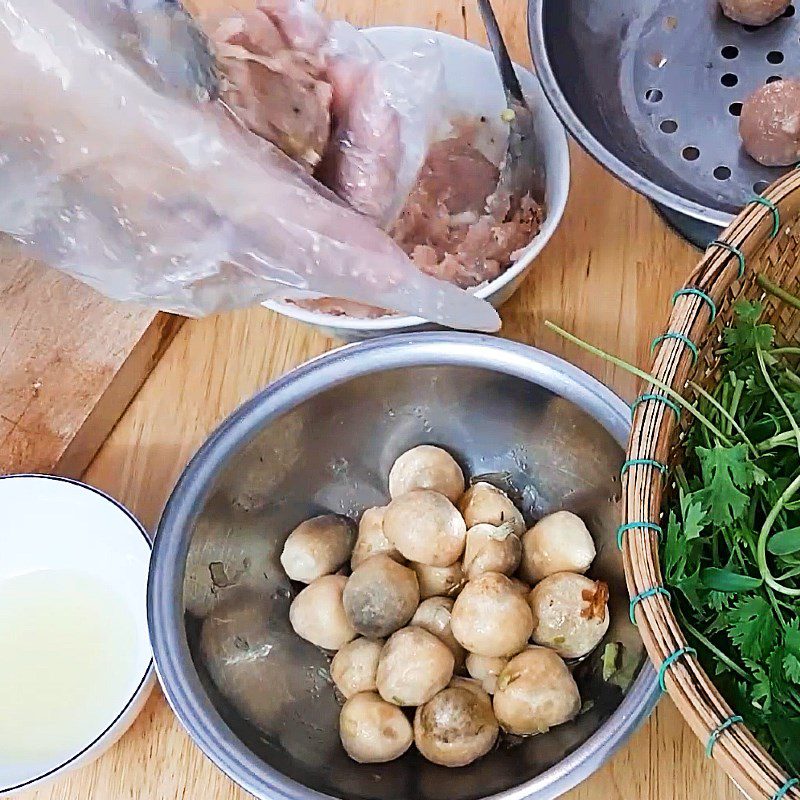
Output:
[
  {"left": 701, "top": 568, "right": 763, "bottom": 592},
  {"left": 734, "top": 299, "right": 763, "bottom": 326},
  {"left": 725, "top": 596, "right": 778, "bottom": 662},
  {"left": 767, "top": 526, "right": 800, "bottom": 556},
  {"left": 680, "top": 491, "right": 707, "bottom": 540},
  {"left": 708, "top": 591, "right": 733, "bottom": 612},
  {"left": 664, "top": 510, "right": 686, "bottom": 582},
  {"left": 785, "top": 654, "right": 800, "bottom": 684},
  {"left": 768, "top": 716, "right": 800, "bottom": 774},
  {"left": 785, "top": 620, "right": 800, "bottom": 660},
  {"left": 676, "top": 566, "right": 704, "bottom": 608},
  {"left": 694, "top": 443, "right": 763, "bottom": 526},
  {"left": 723, "top": 300, "right": 775, "bottom": 353},
  {"left": 751, "top": 665, "right": 773, "bottom": 711}
]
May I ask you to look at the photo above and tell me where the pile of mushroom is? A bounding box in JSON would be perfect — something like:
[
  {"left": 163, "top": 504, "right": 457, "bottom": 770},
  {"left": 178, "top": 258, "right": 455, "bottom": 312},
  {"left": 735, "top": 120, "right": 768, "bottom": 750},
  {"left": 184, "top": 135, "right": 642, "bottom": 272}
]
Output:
[{"left": 282, "top": 445, "right": 610, "bottom": 767}]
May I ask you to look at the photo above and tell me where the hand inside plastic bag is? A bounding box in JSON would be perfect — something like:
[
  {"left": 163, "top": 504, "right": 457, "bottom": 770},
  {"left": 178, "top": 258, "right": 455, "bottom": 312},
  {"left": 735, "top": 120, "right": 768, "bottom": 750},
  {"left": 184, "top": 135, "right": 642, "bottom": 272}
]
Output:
[{"left": 0, "top": 0, "right": 499, "bottom": 330}]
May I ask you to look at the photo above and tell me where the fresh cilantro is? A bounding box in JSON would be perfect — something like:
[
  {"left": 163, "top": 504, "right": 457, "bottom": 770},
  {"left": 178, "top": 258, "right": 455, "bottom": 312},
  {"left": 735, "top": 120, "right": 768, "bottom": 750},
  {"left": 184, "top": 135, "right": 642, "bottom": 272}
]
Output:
[
  {"left": 726, "top": 596, "right": 777, "bottom": 661},
  {"left": 549, "top": 298, "right": 800, "bottom": 776},
  {"left": 786, "top": 654, "right": 800, "bottom": 684},
  {"left": 680, "top": 491, "right": 707, "bottom": 539},
  {"left": 723, "top": 300, "right": 775, "bottom": 353},
  {"left": 695, "top": 443, "right": 764, "bottom": 526}
]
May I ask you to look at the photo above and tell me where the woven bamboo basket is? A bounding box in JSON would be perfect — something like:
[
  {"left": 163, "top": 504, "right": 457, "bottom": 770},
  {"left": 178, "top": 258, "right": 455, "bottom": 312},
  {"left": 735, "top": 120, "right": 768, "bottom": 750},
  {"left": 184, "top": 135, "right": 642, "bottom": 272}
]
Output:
[{"left": 624, "top": 169, "right": 800, "bottom": 800}]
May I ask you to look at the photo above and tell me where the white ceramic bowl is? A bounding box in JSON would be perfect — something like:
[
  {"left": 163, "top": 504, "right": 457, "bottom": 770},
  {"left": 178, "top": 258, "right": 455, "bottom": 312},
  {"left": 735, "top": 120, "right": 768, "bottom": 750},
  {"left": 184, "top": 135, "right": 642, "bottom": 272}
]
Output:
[
  {"left": 0, "top": 476, "right": 154, "bottom": 797},
  {"left": 263, "top": 26, "right": 571, "bottom": 340}
]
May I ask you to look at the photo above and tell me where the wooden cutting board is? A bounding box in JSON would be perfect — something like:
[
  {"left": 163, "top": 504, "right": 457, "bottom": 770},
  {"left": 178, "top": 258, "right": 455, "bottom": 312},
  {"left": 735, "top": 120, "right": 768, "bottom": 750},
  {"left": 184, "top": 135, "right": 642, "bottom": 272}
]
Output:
[{"left": 0, "top": 243, "right": 181, "bottom": 477}]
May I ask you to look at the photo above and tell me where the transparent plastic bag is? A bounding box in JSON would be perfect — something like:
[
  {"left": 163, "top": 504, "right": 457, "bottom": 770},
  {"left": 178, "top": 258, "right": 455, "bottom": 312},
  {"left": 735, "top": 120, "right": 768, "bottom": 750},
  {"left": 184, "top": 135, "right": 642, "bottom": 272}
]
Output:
[
  {"left": 206, "top": 1, "right": 445, "bottom": 230},
  {"left": 320, "top": 21, "right": 446, "bottom": 229},
  {"left": 0, "top": 0, "right": 499, "bottom": 330}
]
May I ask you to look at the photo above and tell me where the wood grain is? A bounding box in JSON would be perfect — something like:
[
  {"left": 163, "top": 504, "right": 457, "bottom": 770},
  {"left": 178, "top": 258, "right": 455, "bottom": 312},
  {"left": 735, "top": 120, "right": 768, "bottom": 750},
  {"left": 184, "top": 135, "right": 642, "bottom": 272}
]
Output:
[
  {"left": 0, "top": 246, "right": 181, "bottom": 477},
  {"left": 17, "top": 1, "right": 741, "bottom": 799}
]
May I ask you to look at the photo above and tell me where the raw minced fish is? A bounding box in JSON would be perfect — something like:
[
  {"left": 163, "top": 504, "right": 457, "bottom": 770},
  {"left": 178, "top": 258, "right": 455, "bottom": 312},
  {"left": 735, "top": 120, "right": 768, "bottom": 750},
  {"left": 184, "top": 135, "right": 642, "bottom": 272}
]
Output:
[{"left": 390, "top": 120, "right": 542, "bottom": 290}]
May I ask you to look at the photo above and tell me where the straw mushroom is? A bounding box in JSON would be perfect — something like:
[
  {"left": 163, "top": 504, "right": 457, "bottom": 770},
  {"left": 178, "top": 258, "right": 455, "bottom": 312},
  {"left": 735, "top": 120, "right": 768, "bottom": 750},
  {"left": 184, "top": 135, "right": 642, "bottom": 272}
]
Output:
[
  {"left": 289, "top": 574, "right": 356, "bottom": 650},
  {"left": 339, "top": 692, "right": 413, "bottom": 763},
  {"left": 740, "top": 79, "right": 800, "bottom": 166},
  {"left": 411, "top": 561, "right": 466, "bottom": 599},
  {"left": 520, "top": 511, "right": 596, "bottom": 584},
  {"left": 389, "top": 445, "right": 465, "bottom": 502},
  {"left": 343, "top": 554, "right": 419, "bottom": 638},
  {"left": 719, "top": 0, "right": 790, "bottom": 25},
  {"left": 377, "top": 627, "right": 455, "bottom": 706},
  {"left": 414, "top": 681, "right": 499, "bottom": 767},
  {"left": 451, "top": 572, "right": 533, "bottom": 657},
  {"left": 383, "top": 490, "right": 466, "bottom": 567},
  {"left": 280, "top": 514, "right": 356, "bottom": 583},
  {"left": 411, "top": 597, "right": 466, "bottom": 669},
  {"left": 492, "top": 647, "right": 581, "bottom": 735},
  {"left": 528, "top": 573, "right": 610, "bottom": 659},
  {"left": 465, "top": 654, "right": 508, "bottom": 695},
  {"left": 463, "top": 522, "right": 522, "bottom": 580},
  {"left": 458, "top": 482, "right": 525, "bottom": 535},
  {"left": 331, "top": 637, "right": 384, "bottom": 699},
  {"left": 350, "top": 507, "right": 405, "bottom": 569}
]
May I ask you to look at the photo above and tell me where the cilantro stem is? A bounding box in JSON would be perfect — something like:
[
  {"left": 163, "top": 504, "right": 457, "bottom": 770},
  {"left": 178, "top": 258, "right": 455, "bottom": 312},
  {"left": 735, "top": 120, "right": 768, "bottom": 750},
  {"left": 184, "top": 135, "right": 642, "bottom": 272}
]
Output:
[
  {"left": 770, "top": 726, "right": 800, "bottom": 772},
  {"left": 679, "top": 614, "right": 749, "bottom": 680},
  {"left": 675, "top": 464, "right": 690, "bottom": 494},
  {"left": 777, "top": 565, "right": 800, "bottom": 581},
  {"left": 757, "top": 274, "right": 800, "bottom": 312},
  {"left": 766, "top": 585, "right": 788, "bottom": 630},
  {"left": 758, "top": 430, "right": 798, "bottom": 452},
  {"left": 770, "top": 347, "right": 800, "bottom": 357},
  {"left": 728, "top": 378, "right": 744, "bottom": 436},
  {"left": 783, "top": 369, "right": 800, "bottom": 391},
  {"left": 545, "top": 322, "right": 732, "bottom": 445},
  {"left": 757, "top": 470, "right": 800, "bottom": 597},
  {"left": 756, "top": 344, "right": 800, "bottom": 458},
  {"left": 688, "top": 381, "right": 757, "bottom": 456}
]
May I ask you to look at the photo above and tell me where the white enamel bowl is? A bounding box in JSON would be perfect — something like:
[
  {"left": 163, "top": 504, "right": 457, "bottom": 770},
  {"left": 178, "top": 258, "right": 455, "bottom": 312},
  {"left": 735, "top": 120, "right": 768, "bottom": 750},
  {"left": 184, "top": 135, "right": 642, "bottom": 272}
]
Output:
[
  {"left": 0, "top": 475, "right": 154, "bottom": 796},
  {"left": 263, "top": 26, "right": 570, "bottom": 340}
]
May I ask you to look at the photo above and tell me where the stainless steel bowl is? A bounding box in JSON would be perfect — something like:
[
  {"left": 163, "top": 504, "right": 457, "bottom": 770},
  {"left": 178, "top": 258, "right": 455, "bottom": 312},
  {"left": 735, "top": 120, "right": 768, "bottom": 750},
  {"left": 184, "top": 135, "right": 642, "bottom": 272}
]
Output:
[{"left": 148, "top": 333, "right": 660, "bottom": 800}]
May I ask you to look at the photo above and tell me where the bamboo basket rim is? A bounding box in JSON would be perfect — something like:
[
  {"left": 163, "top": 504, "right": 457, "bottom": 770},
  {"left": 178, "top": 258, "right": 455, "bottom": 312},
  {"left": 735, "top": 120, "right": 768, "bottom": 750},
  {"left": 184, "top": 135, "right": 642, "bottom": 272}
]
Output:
[{"left": 624, "top": 168, "right": 800, "bottom": 800}]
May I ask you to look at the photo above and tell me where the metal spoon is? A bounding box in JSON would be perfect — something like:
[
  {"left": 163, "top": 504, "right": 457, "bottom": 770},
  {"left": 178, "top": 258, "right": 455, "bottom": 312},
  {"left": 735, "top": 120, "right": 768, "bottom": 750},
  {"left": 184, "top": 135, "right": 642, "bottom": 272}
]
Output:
[{"left": 476, "top": 0, "right": 546, "bottom": 208}]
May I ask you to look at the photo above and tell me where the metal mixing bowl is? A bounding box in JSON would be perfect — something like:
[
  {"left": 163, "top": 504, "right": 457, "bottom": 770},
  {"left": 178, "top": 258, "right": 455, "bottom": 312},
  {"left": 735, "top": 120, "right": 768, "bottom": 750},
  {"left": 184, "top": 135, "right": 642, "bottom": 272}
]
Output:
[{"left": 148, "top": 333, "right": 660, "bottom": 800}]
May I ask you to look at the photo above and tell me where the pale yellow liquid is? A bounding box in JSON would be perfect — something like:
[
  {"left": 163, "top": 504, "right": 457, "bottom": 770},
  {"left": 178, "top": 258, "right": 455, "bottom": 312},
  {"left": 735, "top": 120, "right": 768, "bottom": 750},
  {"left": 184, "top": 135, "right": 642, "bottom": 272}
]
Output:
[{"left": 0, "top": 569, "right": 143, "bottom": 769}]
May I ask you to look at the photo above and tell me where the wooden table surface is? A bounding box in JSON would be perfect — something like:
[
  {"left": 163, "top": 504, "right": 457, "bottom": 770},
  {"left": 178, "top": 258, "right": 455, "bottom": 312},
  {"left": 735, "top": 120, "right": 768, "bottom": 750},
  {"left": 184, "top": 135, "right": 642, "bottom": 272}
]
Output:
[{"left": 18, "top": 1, "right": 741, "bottom": 798}]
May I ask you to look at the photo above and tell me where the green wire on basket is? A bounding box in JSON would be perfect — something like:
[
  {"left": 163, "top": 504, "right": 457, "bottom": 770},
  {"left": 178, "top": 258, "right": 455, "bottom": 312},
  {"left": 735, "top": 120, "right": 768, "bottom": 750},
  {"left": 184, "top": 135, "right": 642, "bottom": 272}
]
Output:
[
  {"left": 672, "top": 287, "right": 717, "bottom": 322},
  {"left": 773, "top": 778, "right": 799, "bottom": 800},
  {"left": 620, "top": 458, "right": 669, "bottom": 478},
  {"left": 651, "top": 332, "right": 699, "bottom": 365},
  {"left": 749, "top": 196, "right": 780, "bottom": 239},
  {"left": 629, "top": 586, "right": 671, "bottom": 625},
  {"left": 657, "top": 646, "right": 697, "bottom": 692},
  {"left": 616, "top": 521, "right": 663, "bottom": 550},
  {"left": 705, "top": 715, "right": 743, "bottom": 757},
  {"left": 631, "top": 393, "right": 681, "bottom": 421},
  {"left": 707, "top": 240, "right": 745, "bottom": 278}
]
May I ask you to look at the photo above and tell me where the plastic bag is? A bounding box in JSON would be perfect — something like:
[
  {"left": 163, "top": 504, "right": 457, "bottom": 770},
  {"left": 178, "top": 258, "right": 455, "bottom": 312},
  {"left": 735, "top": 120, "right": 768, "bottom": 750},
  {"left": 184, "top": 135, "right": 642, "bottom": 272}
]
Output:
[
  {"left": 206, "top": 1, "right": 444, "bottom": 229},
  {"left": 320, "top": 22, "right": 445, "bottom": 229},
  {"left": 0, "top": 0, "right": 500, "bottom": 330}
]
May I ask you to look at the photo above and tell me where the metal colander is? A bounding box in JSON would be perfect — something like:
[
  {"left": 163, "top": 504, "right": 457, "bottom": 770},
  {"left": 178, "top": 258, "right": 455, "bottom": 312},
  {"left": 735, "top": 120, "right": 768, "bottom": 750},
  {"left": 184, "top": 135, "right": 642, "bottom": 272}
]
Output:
[{"left": 529, "top": 0, "right": 800, "bottom": 244}]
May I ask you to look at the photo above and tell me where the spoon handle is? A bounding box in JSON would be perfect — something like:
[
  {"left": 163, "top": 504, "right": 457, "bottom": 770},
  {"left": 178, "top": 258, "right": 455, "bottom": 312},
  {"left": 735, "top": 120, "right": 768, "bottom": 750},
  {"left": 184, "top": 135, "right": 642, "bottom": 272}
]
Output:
[{"left": 476, "top": 0, "right": 526, "bottom": 106}]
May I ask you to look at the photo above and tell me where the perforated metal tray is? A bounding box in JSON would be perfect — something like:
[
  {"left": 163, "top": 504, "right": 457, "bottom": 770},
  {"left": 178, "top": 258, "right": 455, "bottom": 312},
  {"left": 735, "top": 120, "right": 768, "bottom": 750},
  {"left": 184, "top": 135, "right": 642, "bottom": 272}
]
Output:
[{"left": 529, "top": 0, "right": 799, "bottom": 235}]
